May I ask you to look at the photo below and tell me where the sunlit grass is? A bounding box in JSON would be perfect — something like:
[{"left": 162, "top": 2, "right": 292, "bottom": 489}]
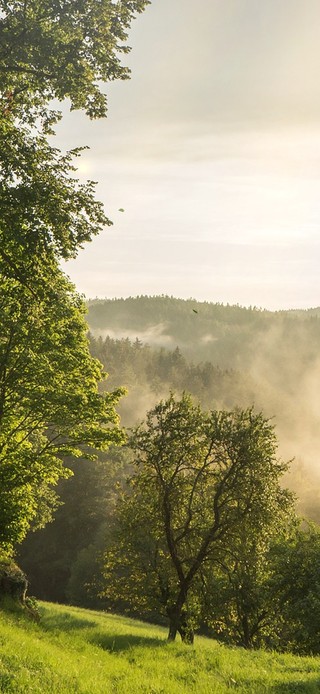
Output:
[{"left": 0, "top": 602, "right": 319, "bottom": 692}]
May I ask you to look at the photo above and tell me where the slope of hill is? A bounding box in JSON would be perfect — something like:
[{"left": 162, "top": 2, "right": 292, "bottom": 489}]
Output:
[
  {"left": 87, "top": 296, "right": 320, "bottom": 368},
  {"left": 87, "top": 296, "right": 320, "bottom": 515},
  {"left": 87, "top": 296, "right": 273, "bottom": 367},
  {"left": 0, "top": 602, "right": 320, "bottom": 693}
]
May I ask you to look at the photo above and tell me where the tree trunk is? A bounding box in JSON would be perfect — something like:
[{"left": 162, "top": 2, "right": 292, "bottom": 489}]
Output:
[
  {"left": 178, "top": 616, "right": 194, "bottom": 645},
  {"left": 167, "top": 606, "right": 194, "bottom": 644},
  {"left": 241, "top": 614, "right": 253, "bottom": 649},
  {"left": 167, "top": 605, "right": 179, "bottom": 642},
  {"left": 167, "top": 618, "right": 178, "bottom": 642}
]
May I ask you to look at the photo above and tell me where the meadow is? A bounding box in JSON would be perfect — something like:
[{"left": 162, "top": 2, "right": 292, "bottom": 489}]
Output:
[{"left": 0, "top": 602, "right": 319, "bottom": 693}]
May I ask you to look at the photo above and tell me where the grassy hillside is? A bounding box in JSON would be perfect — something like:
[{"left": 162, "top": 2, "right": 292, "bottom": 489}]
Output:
[{"left": 0, "top": 602, "right": 320, "bottom": 693}]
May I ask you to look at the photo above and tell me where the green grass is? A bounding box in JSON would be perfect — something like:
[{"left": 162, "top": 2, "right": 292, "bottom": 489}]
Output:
[{"left": 0, "top": 602, "right": 319, "bottom": 693}]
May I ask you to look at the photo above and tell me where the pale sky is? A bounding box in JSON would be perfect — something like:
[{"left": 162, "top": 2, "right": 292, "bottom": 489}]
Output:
[{"left": 58, "top": 0, "right": 320, "bottom": 310}]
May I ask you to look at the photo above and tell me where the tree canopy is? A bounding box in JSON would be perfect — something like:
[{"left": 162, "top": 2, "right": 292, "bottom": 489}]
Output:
[
  {"left": 0, "top": 0, "right": 149, "bottom": 553},
  {"left": 102, "top": 395, "right": 294, "bottom": 644},
  {"left": 0, "top": 271, "right": 125, "bottom": 552},
  {"left": 0, "top": 0, "right": 150, "bottom": 122}
]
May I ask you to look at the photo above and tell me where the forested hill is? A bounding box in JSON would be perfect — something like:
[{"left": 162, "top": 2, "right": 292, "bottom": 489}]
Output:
[
  {"left": 87, "top": 296, "right": 320, "bottom": 501},
  {"left": 87, "top": 295, "right": 320, "bottom": 369}
]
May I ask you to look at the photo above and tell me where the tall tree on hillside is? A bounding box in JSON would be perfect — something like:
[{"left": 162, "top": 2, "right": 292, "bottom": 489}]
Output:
[
  {"left": 0, "top": 0, "right": 149, "bottom": 122},
  {"left": 0, "top": 0, "right": 150, "bottom": 283},
  {"left": 102, "top": 395, "right": 293, "bottom": 644},
  {"left": 0, "top": 0, "right": 149, "bottom": 553},
  {"left": 0, "top": 272, "right": 125, "bottom": 552}
]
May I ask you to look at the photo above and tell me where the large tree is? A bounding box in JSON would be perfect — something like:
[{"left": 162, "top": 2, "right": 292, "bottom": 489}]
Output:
[
  {"left": 0, "top": 0, "right": 149, "bottom": 553},
  {"left": 102, "top": 395, "right": 293, "bottom": 644},
  {"left": 0, "top": 269, "right": 127, "bottom": 553},
  {"left": 0, "top": 0, "right": 150, "bottom": 282},
  {"left": 0, "top": 0, "right": 150, "bottom": 122}
]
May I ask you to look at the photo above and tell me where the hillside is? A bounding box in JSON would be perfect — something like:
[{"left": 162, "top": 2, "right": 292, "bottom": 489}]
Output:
[
  {"left": 1, "top": 602, "right": 320, "bottom": 693},
  {"left": 87, "top": 296, "right": 273, "bottom": 367},
  {"left": 87, "top": 296, "right": 320, "bottom": 514},
  {"left": 87, "top": 296, "right": 320, "bottom": 368}
]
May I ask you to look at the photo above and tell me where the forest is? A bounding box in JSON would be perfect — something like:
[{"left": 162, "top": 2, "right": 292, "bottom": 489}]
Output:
[
  {"left": 18, "top": 296, "right": 320, "bottom": 650},
  {"left": 0, "top": 0, "right": 320, "bottom": 674}
]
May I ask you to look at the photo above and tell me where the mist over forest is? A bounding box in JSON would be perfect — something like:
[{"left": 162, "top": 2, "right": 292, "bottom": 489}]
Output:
[{"left": 87, "top": 295, "right": 320, "bottom": 517}]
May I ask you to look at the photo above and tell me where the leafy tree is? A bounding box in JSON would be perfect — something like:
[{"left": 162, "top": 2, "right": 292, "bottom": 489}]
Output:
[
  {"left": 202, "top": 520, "right": 296, "bottom": 649},
  {"left": 268, "top": 522, "right": 320, "bottom": 654},
  {"left": 0, "top": 0, "right": 149, "bottom": 554},
  {"left": 0, "top": 0, "right": 150, "bottom": 123},
  {"left": 102, "top": 394, "right": 292, "bottom": 644},
  {"left": 18, "top": 334, "right": 255, "bottom": 605},
  {"left": 0, "top": 1, "right": 150, "bottom": 287},
  {"left": 0, "top": 120, "right": 110, "bottom": 289},
  {"left": 18, "top": 446, "right": 132, "bottom": 604},
  {"left": 0, "top": 272, "right": 124, "bottom": 553}
]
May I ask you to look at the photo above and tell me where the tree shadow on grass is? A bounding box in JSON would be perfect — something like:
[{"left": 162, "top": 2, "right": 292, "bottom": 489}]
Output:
[
  {"left": 89, "top": 631, "right": 165, "bottom": 653},
  {"left": 234, "top": 677, "right": 320, "bottom": 693},
  {"left": 41, "top": 610, "right": 97, "bottom": 633},
  {"left": 267, "top": 681, "right": 320, "bottom": 693},
  {"left": 39, "top": 607, "right": 167, "bottom": 651}
]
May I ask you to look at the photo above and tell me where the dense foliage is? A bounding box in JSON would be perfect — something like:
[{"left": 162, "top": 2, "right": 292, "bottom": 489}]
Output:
[
  {"left": 87, "top": 296, "right": 320, "bottom": 520},
  {"left": 0, "top": 0, "right": 150, "bottom": 123},
  {"left": 87, "top": 296, "right": 320, "bottom": 370},
  {"left": 267, "top": 523, "right": 320, "bottom": 654},
  {"left": 102, "top": 395, "right": 294, "bottom": 644},
  {"left": 18, "top": 446, "right": 131, "bottom": 606},
  {"left": 19, "top": 334, "right": 320, "bottom": 653},
  {"left": 0, "top": 274, "right": 124, "bottom": 552},
  {"left": 89, "top": 333, "right": 257, "bottom": 422},
  {"left": 0, "top": 0, "right": 149, "bottom": 553}
]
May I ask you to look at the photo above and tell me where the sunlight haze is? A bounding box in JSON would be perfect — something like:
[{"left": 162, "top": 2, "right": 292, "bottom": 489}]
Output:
[{"left": 58, "top": 0, "right": 320, "bottom": 309}]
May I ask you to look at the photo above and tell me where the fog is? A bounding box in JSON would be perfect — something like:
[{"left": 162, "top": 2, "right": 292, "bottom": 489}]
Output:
[{"left": 90, "top": 302, "right": 320, "bottom": 519}]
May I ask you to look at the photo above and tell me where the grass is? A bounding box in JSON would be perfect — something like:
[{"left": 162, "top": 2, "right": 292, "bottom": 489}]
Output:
[{"left": 0, "top": 602, "right": 319, "bottom": 693}]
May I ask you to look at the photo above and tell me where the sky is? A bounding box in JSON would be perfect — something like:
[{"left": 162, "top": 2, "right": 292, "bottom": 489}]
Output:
[{"left": 58, "top": 0, "right": 320, "bottom": 310}]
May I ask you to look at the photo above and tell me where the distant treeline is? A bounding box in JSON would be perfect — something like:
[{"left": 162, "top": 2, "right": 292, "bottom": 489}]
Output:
[{"left": 87, "top": 295, "right": 320, "bottom": 368}]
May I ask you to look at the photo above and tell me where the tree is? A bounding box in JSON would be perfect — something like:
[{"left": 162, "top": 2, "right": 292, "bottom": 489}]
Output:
[
  {"left": 0, "top": 0, "right": 149, "bottom": 553},
  {"left": 0, "top": 271, "right": 124, "bottom": 553},
  {"left": 0, "top": 0, "right": 150, "bottom": 122},
  {"left": 0, "top": 120, "right": 111, "bottom": 289},
  {"left": 267, "top": 522, "right": 320, "bottom": 654},
  {"left": 0, "top": 132, "right": 125, "bottom": 551},
  {"left": 201, "top": 517, "right": 295, "bottom": 649},
  {"left": 18, "top": 445, "right": 132, "bottom": 605},
  {"left": 102, "top": 394, "right": 293, "bottom": 644},
  {"left": 0, "top": 0, "right": 150, "bottom": 287}
]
